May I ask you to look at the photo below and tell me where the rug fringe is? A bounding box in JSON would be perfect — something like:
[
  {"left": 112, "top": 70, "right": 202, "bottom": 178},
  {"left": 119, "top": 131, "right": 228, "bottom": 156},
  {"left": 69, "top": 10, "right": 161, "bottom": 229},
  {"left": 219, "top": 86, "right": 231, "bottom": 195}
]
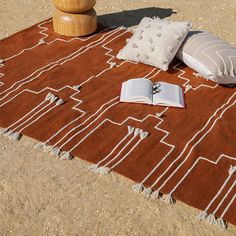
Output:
[
  {"left": 3, "top": 130, "right": 21, "bottom": 141},
  {"left": 59, "top": 151, "right": 73, "bottom": 160},
  {"left": 196, "top": 211, "right": 228, "bottom": 229},
  {"left": 0, "top": 128, "right": 8, "bottom": 135},
  {"left": 34, "top": 142, "right": 47, "bottom": 150},
  {"left": 97, "top": 166, "right": 111, "bottom": 175},
  {"left": 43, "top": 144, "right": 54, "bottom": 152},
  {"left": 50, "top": 147, "right": 61, "bottom": 156},
  {"left": 142, "top": 187, "right": 153, "bottom": 198},
  {"left": 88, "top": 164, "right": 99, "bottom": 172},
  {"left": 151, "top": 190, "right": 161, "bottom": 200},
  {"left": 216, "top": 217, "right": 227, "bottom": 229},
  {"left": 206, "top": 213, "right": 217, "bottom": 225},
  {"left": 132, "top": 183, "right": 144, "bottom": 193},
  {"left": 163, "top": 194, "right": 175, "bottom": 204},
  {"left": 4, "top": 130, "right": 14, "bottom": 137},
  {"left": 196, "top": 211, "right": 208, "bottom": 221},
  {"left": 9, "top": 131, "right": 21, "bottom": 141}
]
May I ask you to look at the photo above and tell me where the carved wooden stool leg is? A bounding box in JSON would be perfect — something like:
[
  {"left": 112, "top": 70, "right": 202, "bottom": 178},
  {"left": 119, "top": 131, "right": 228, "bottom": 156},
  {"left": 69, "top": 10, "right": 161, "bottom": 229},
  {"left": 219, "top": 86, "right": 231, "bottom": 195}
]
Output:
[{"left": 52, "top": 0, "right": 97, "bottom": 36}]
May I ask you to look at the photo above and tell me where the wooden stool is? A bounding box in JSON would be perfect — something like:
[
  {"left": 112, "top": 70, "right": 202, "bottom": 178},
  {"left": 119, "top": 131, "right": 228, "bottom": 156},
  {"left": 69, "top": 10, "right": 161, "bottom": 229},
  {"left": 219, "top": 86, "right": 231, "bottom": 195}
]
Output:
[{"left": 52, "top": 0, "right": 97, "bottom": 36}]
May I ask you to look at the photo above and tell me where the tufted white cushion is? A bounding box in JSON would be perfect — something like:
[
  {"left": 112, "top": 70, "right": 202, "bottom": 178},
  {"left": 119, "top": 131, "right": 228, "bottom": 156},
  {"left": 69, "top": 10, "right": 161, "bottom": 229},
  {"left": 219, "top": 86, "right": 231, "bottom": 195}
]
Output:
[
  {"left": 177, "top": 31, "right": 236, "bottom": 84},
  {"left": 117, "top": 17, "right": 192, "bottom": 71}
]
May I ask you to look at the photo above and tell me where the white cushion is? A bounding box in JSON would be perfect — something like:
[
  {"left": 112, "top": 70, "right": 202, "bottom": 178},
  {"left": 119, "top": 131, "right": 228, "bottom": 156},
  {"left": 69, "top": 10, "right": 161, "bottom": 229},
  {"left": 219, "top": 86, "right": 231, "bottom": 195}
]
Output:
[
  {"left": 177, "top": 31, "right": 236, "bottom": 84},
  {"left": 116, "top": 17, "right": 192, "bottom": 71}
]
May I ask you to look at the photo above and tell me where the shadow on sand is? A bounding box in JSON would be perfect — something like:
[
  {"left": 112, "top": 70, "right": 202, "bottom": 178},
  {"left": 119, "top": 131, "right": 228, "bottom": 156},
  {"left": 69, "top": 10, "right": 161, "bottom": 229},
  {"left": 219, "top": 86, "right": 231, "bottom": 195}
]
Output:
[{"left": 98, "top": 7, "right": 176, "bottom": 28}]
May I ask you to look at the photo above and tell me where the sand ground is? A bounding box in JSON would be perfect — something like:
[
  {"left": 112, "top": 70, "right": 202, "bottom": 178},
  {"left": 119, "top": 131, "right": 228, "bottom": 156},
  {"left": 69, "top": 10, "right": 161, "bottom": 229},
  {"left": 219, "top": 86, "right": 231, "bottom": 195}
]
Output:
[{"left": 0, "top": 0, "right": 236, "bottom": 235}]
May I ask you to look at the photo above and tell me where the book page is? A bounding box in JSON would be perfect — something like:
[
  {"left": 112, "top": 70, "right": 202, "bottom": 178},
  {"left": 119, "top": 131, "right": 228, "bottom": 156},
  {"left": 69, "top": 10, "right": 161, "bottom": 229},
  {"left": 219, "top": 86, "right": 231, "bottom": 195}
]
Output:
[
  {"left": 153, "top": 82, "right": 185, "bottom": 108},
  {"left": 120, "top": 78, "right": 153, "bottom": 104}
]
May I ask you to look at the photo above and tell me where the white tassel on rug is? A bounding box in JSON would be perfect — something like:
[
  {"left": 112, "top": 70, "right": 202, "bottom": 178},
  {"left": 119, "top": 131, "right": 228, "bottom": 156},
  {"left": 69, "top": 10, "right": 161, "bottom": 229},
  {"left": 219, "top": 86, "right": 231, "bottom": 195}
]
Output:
[
  {"left": 229, "top": 165, "right": 236, "bottom": 175},
  {"left": 0, "top": 128, "right": 8, "bottom": 135},
  {"left": 50, "top": 94, "right": 58, "bottom": 103},
  {"left": 134, "top": 128, "right": 141, "bottom": 137},
  {"left": 4, "top": 130, "right": 22, "bottom": 141},
  {"left": 9, "top": 131, "right": 21, "bottom": 141},
  {"left": 140, "top": 131, "right": 149, "bottom": 139},
  {"left": 212, "top": 179, "right": 236, "bottom": 222},
  {"left": 151, "top": 190, "right": 161, "bottom": 200},
  {"left": 97, "top": 166, "right": 111, "bottom": 175},
  {"left": 109, "top": 62, "right": 117, "bottom": 68},
  {"left": 34, "top": 142, "right": 46, "bottom": 150},
  {"left": 216, "top": 217, "right": 227, "bottom": 230},
  {"left": 132, "top": 183, "right": 144, "bottom": 193},
  {"left": 4, "top": 130, "right": 14, "bottom": 138},
  {"left": 142, "top": 187, "right": 153, "bottom": 198},
  {"left": 50, "top": 147, "right": 61, "bottom": 157},
  {"left": 73, "top": 85, "right": 81, "bottom": 91},
  {"left": 39, "top": 39, "right": 46, "bottom": 45},
  {"left": 163, "top": 194, "right": 175, "bottom": 204},
  {"left": 156, "top": 113, "right": 163, "bottom": 118},
  {"left": 59, "top": 151, "right": 73, "bottom": 160},
  {"left": 206, "top": 213, "right": 217, "bottom": 225},
  {"left": 196, "top": 211, "right": 208, "bottom": 221},
  {"left": 56, "top": 99, "right": 64, "bottom": 106},
  {"left": 45, "top": 93, "right": 54, "bottom": 101},
  {"left": 43, "top": 144, "right": 54, "bottom": 153},
  {"left": 185, "top": 84, "right": 192, "bottom": 93},
  {"left": 88, "top": 164, "right": 99, "bottom": 172},
  {"left": 128, "top": 125, "right": 135, "bottom": 135}
]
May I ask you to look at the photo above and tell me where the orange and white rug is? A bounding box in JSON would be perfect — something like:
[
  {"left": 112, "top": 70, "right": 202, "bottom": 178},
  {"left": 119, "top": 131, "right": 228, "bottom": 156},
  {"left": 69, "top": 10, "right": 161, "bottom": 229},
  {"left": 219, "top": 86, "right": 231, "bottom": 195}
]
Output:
[{"left": 0, "top": 19, "right": 235, "bottom": 229}]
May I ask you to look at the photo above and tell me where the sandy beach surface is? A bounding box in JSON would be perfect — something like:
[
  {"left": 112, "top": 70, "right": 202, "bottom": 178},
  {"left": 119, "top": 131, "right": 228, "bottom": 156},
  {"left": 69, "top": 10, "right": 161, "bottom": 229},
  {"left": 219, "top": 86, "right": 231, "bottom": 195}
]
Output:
[{"left": 0, "top": 0, "right": 236, "bottom": 235}]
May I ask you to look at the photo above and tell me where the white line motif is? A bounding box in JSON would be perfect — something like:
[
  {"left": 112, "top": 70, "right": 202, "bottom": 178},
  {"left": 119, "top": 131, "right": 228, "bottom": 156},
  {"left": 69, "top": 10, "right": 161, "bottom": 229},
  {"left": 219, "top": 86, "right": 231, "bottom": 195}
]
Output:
[{"left": 1, "top": 20, "right": 235, "bottom": 228}]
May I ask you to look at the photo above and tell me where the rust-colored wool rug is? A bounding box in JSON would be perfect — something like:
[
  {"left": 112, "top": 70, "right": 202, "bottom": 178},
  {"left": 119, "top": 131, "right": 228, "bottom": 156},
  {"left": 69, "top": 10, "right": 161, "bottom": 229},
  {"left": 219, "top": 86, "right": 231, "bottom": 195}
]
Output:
[{"left": 0, "top": 19, "right": 236, "bottom": 228}]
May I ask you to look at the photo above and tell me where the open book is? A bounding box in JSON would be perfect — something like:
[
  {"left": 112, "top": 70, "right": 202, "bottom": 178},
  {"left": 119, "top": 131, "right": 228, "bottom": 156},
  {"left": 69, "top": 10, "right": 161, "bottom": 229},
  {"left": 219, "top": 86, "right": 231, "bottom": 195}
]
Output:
[{"left": 120, "top": 78, "right": 185, "bottom": 108}]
